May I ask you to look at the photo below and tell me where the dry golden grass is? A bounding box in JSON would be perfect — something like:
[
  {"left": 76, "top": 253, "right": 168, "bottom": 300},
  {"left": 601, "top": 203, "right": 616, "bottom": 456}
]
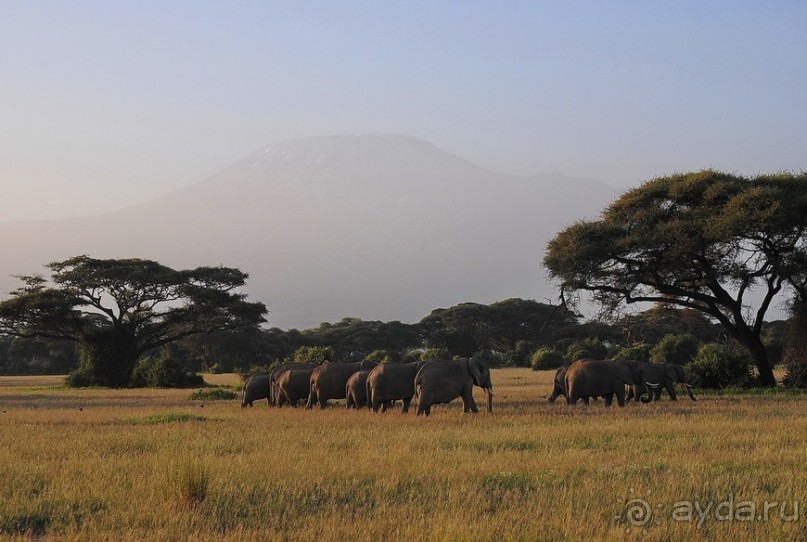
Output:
[{"left": 0, "top": 369, "right": 804, "bottom": 541}]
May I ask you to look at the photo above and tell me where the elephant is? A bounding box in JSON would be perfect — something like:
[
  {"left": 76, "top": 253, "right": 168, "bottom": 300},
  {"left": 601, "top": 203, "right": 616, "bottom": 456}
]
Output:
[
  {"left": 306, "top": 360, "right": 378, "bottom": 409},
  {"left": 626, "top": 362, "right": 697, "bottom": 403},
  {"left": 269, "top": 362, "right": 319, "bottom": 406},
  {"left": 241, "top": 374, "right": 271, "bottom": 407},
  {"left": 276, "top": 367, "right": 317, "bottom": 408},
  {"left": 414, "top": 358, "right": 493, "bottom": 416},
  {"left": 345, "top": 370, "right": 371, "bottom": 409},
  {"left": 547, "top": 365, "right": 568, "bottom": 403},
  {"left": 564, "top": 359, "right": 660, "bottom": 407},
  {"left": 366, "top": 360, "right": 427, "bottom": 413}
]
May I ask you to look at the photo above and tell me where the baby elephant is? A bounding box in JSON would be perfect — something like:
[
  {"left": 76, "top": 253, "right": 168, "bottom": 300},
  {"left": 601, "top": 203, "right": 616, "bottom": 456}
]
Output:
[
  {"left": 414, "top": 358, "right": 493, "bottom": 416},
  {"left": 345, "top": 370, "right": 371, "bottom": 409}
]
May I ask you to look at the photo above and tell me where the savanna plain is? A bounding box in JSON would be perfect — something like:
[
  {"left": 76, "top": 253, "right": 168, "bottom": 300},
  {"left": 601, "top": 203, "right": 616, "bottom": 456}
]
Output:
[{"left": 0, "top": 369, "right": 804, "bottom": 542}]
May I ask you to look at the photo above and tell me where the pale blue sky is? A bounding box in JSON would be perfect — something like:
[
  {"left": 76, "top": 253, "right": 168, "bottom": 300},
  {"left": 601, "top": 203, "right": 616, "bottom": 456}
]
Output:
[{"left": 1, "top": 1, "right": 805, "bottom": 220}]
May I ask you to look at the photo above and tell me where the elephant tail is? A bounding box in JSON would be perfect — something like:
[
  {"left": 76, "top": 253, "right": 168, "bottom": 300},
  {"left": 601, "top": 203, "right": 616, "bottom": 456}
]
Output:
[{"left": 366, "top": 377, "right": 373, "bottom": 411}]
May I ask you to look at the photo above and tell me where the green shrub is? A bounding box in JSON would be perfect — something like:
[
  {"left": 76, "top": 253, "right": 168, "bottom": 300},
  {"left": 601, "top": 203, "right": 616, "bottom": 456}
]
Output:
[
  {"left": 529, "top": 348, "right": 566, "bottom": 371},
  {"left": 612, "top": 343, "right": 653, "bottom": 363},
  {"left": 292, "top": 346, "right": 334, "bottom": 364},
  {"left": 364, "top": 349, "right": 394, "bottom": 364},
  {"left": 189, "top": 388, "right": 237, "bottom": 401},
  {"left": 471, "top": 350, "right": 505, "bottom": 368},
  {"left": 687, "top": 344, "right": 753, "bottom": 389},
  {"left": 421, "top": 348, "right": 451, "bottom": 361},
  {"left": 565, "top": 338, "right": 607, "bottom": 362},
  {"left": 650, "top": 334, "right": 699, "bottom": 365},
  {"left": 130, "top": 350, "right": 204, "bottom": 388}
]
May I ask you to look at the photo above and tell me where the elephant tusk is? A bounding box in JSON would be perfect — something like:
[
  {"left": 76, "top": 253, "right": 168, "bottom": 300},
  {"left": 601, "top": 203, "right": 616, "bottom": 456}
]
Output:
[
  {"left": 645, "top": 381, "right": 660, "bottom": 388},
  {"left": 684, "top": 383, "right": 693, "bottom": 388}
]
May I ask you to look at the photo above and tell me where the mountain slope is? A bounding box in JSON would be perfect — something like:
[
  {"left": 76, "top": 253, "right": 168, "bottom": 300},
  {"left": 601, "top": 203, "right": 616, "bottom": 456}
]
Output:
[{"left": 0, "top": 134, "right": 616, "bottom": 328}]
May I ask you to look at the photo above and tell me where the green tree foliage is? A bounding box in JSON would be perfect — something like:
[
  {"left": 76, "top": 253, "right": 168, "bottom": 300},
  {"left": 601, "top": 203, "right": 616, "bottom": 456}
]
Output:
[
  {"left": 291, "top": 345, "right": 333, "bottom": 364},
  {"left": 612, "top": 343, "right": 653, "bottom": 363},
  {"left": 421, "top": 299, "right": 579, "bottom": 360},
  {"left": 129, "top": 347, "right": 205, "bottom": 388},
  {"left": 529, "top": 348, "right": 566, "bottom": 370},
  {"left": 564, "top": 337, "right": 608, "bottom": 362},
  {"left": 0, "top": 256, "right": 267, "bottom": 387},
  {"left": 649, "top": 334, "right": 699, "bottom": 365},
  {"left": 614, "top": 304, "right": 722, "bottom": 345},
  {"left": 687, "top": 344, "right": 754, "bottom": 389},
  {"left": 302, "top": 318, "right": 421, "bottom": 360},
  {"left": 544, "top": 170, "right": 807, "bottom": 387}
]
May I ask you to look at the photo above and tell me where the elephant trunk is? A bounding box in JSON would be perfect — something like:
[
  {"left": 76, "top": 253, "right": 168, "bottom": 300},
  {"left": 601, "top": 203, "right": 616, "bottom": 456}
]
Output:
[
  {"left": 684, "top": 383, "right": 697, "bottom": 401},
  {"left": 484, "top": 387, "right": 493, "bottom": 414}
]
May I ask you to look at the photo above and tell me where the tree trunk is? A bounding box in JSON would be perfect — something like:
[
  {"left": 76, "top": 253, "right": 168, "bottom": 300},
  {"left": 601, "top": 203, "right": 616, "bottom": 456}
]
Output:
[
  {"left": 783, "top": 299, "right": 807, "bottom": 388},
  {"left": 70, "top": 327, "right": 140, "bottom": 387},
  {"left": 732, "top": 327, "right": 776, "bottom": 387}
]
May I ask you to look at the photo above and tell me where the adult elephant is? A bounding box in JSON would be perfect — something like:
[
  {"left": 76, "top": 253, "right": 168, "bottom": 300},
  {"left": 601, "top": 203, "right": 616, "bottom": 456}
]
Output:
[
  {"left": 269, "top": 362, "right": 319, "bottom": 406},
  {"left": 414, "top": 358, "right": 493, "bottom": 417},
  {"left": 346, "top": 370, "right": 371, "bottom": 409},
  {"left": 306, "top": 360, "right": 378, "bottom": 409},
  {"left": 366, "top": 360, "right": 426, "bottom": 413},
  {"left": 627, "top": 362, "right": 697, "bottom": 402},
  {"left": 241, "top": 374, "right": 271, "bottom": 407},
  {"left": 276, "top": 367, "right": 317, "bottom": 408},
  {"left": 565, "top": 359, "right": 659, "bottom": 407}
]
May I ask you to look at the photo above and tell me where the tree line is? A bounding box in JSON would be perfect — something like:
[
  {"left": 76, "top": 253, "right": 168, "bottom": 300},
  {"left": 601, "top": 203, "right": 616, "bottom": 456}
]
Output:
[{"left": 1, "top": 170, "right": 806, "bottom": 389}]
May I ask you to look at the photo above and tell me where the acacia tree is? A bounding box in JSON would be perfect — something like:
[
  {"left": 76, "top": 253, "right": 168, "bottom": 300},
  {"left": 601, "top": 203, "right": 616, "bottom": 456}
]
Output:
[
  {"left": 0, "top": 256, "right": 267, "bottom": 387},
  {"left": 544, "top": 170, "right": 807, "bottom": 387}
]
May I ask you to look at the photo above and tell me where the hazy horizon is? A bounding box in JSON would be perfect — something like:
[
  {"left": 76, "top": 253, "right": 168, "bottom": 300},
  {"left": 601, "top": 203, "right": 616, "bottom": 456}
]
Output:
[{"left": 2, "top": 2, "right": 805, "bottom": 221}]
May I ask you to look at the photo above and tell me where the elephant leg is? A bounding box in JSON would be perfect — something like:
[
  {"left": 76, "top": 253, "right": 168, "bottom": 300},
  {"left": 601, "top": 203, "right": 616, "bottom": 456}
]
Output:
[
  {"left": 653, "top": 387, "right": 663, "bottom": 401},
  {"left": 305, "top": 390, "right": 315, "bottom": 410},
  {"left": 665, "top": 381, "right": 678, "bottom": 400},
  {"left": 616, "top": 387, "right": 626, "bottom": 407},
  {"left": 603, "top": 393, "right": 613, "bottom": 407},
  {"left": 580, "top": 396, "right": 590, "bottom": 406},
  {"left": 380, "top": 401, "right": 388, "bottom": 413},
  {"left": 625, "top": 386, "right": 635, "bottom": 402},
  {"left": 372, "top": 398, "right": 381, "bottom": 413},
  {"left": 401, "top": 397, "right": 412, "bottom": 413},
  {"left": 318, "top": 396, "right": 327, "bottom": 409}
]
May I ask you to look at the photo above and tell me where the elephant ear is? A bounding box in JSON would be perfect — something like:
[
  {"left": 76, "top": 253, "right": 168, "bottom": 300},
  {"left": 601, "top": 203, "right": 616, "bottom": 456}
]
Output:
[{"left": 468, "top": 358, "right": 483, "bottom": 387}]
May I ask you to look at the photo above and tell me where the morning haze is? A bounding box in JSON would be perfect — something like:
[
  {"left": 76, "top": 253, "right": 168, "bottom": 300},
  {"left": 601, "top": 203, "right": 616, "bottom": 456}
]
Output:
[
  {"left": 0, "top": 134, "right": 615, "bottom": 329},
  {"left": 1, "top": 2, "right": 805, "bottom": 327}
]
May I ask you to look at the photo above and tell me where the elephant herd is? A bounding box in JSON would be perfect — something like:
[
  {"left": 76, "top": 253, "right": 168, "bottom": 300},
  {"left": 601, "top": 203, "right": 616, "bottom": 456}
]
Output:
[
  {"left": 241, "top": 358, "right": 494, "bottom": 416},
  {"left": 241, "top": 358, "right": 694, "bottom": 415},
  {"left": 548, "top": 359, "right": 697, "bottom": 406}
]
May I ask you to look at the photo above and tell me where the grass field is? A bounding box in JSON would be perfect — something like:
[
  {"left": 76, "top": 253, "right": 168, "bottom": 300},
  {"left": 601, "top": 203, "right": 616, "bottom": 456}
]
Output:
[{"left": 0, "top": 369, "right": 805, "bottom": 541}]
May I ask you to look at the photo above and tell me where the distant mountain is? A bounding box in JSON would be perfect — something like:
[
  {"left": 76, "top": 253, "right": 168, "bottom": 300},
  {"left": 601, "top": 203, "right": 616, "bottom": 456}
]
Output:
[{"left": 0, "top": 134, "right": 617, "bottom": 329}]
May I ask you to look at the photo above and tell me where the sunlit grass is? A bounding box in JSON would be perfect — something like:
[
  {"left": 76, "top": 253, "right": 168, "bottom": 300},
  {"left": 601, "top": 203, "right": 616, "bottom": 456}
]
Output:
[{"left": 0, "top": 370, "right": 804, "bottom": 541}]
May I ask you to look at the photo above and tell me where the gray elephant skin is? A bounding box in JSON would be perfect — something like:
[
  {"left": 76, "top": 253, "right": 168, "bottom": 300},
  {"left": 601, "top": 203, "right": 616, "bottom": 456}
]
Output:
[
  {"left": 414, "top": 358, "right": 493, "bottom": 416},
  {"left": 276, "top": 367, "right": 317, "bottom": 408},
  {"left": 241, "top": 374, "right": 271, "bottom": 407},
  {"left": 269, "top": 362, "right": 319, "bottom": 406},
  {"left": 627, "top": 362, "right": 697, "bottom": 402},
  {"left": 345, "top": 370, "right": 372, "bottom": 409},
  {"left": 547, "top": 366, "right": 568, "bottom": 403},
  {"left": 306, "top": 360, "right": 378, "bottom": 409},
  {"left": 565, "top": 359, "right": 658, "bottom": 407},
  {"left": 366, "top": 360, "right": 426, "bottom": 413}
]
